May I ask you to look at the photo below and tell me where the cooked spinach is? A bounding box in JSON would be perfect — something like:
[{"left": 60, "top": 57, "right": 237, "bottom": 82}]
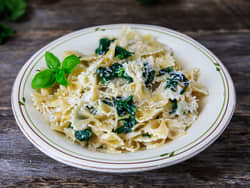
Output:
[
  {"left": 166, "top": 71, "right": 189, "bottom": 94},
  {"left": 95, "top": 38, "right": 133, "bottom": 60},
  {"left": 142, "top": 133, "right": 152, "bottom": 138},
  {"left": 75, "top": 128, "right": 92, "bottom": 141},
  {"left": 113, "top": 96, "right": 137, "bottom": 117},
  {"left": 158, "top": 66, "right": 174, "bottom": 76},
  {"left": 114, "top": 46, "right": 134, "bottom": 59},
  {"left": 68, "top": 124, "right": 73, "bottom": 129},
  {"left": 102, "top": 97, "right": 113, "bottom": 106},
  {"left": 96, "top": 62, "right": 133, "bottom": 84},
  {"left": 95, "top": 38, "right": 115, "bottom": 55},
  {"left": 169, "top": 99, "right": 178, "bottom": 115},
  {"left": 85, "top": 105, "right": 97, "bottom": 115},
  {"left": 142, "top": 62, "right": 155, "bottom": 86},
  {"left": 114, "top": 116, "right": 136, "bottom": 134}
]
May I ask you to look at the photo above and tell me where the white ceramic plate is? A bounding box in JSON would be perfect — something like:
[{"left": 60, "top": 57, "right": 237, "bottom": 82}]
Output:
[{"left": 11, "top": 24, "right": 236, "bottom": 173}]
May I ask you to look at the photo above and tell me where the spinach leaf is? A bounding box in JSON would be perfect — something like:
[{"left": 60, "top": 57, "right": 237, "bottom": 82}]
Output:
[
  {"left": 142, "top": 133, "right": 152, "bottom": 138},
  {"left": 114, "top": 116, "right": 136, "bottom": 134},
  {"left": 114, "top": 46, "right": 134, "bottom": 59},
  {"left": 68, "top": 124, "right": 73, "bottom": 129},
  {"left": 158, "top": 66, "right": 174, "bottom": 76},
  {"left": 101, "top": 97, "right": 113, "bottom": 106},
  {"left": 95, "top": 38, "right": 133, "bottom": 60},
  {"left": 85, "top": 105, "right": 97, "bottom": 115},
  {"left": 96, "top": 62, "right": 133, "bottom": 84},
  {"left": 169, "top": 99, "right": 178, "bottom": 115},
  {"left": 75, "top": 128, "right": 92, "bottom": 141},
  {"left": 113, "top": 96, "right": 137, "bottom": 117},
  {"left": 142, "top": 62, "right": 155, "bottom": 86},
  {"left": 95, "top": 38, "right": 115, "bottom": 55},
  {"left": 0, "top": 24, "right": 15, "bottom": 44},
  {"left": 166, "top": 71, "right": 189, "bottom": 94}
]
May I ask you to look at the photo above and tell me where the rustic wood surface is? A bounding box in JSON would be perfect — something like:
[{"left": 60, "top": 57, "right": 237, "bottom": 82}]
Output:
[{"left": 0, "top": 0, "right": 249, "bottom": 187}]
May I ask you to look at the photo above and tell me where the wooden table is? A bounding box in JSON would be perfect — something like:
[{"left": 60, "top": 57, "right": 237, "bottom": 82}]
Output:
[{"left": 1, "top": 0, "right": 249, "bottom": 187}]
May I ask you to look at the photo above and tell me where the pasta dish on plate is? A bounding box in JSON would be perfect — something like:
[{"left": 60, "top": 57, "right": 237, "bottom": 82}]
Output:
[{"left": 31, "top": 27, "right": 208, "bottom": 153}]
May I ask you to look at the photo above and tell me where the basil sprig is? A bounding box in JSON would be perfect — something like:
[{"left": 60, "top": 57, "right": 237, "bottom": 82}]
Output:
[{"left": 32, "top": 51, "right": 80, "bottom": 89}]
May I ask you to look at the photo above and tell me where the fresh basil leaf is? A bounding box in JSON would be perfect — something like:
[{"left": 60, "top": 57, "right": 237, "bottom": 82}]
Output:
[
  {"left": 45, "top": 51, "right": 61, "bottom": 71},
  {"left": 62, "top": 55, "right": 80, "bottom": 74},
  {"left": 0, "top": 24, "right": 15, "bottom": 44},
  {"left": 31, "top": 69, "right": 56, "bottom": 89},
  {"left": 75, "top": 128, "right": 92, "bottom": 141},
  {"left": 55, "top": 69, "right": 68, "bottom": 86},
  {"left": 114, "top": 46, "right": 134, "bottom": 59},
  {"left": 4, "top": 0, "right": 27, "bottom": 21},
  {"left": 169, "top": 99, "right": 178, "bottom": 115},
  {"left": 142, "top": 62, "right": 155, "bottom": 86},
  {"left": 95, "top": 38, "right": 114, "bottom": 55}
]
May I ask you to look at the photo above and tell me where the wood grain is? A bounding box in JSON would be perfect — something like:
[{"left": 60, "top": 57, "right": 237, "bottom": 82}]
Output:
[{"left": 0, "top": 0, "right": 249, "bottom": 187}]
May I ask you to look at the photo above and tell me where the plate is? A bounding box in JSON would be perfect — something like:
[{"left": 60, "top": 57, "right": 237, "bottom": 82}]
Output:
[{"left": 11, "top": 24, "right": 236, "bottom": 173}]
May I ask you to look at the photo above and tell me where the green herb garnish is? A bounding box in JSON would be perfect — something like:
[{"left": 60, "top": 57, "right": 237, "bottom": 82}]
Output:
[
  {"left": 95, "top": 27, "right": 106, "bottom": 31},
  {"left": 142, "top": 62, "right": 155, "bottom": 86},
  {"left": 96, "top": 62, "right": 133, "bottom": 84},
  {"left": 95, "top": 38, "right": 115, "bottom": 55},
  {"left": 75, "top": 128, "right": 92, "bottom": 142},
  {"left": 0, "top": 24, "right": 15, "bottom": 44},
  {"left": 169, "top": 151, "right": 175, "bottom": 157},
  {"left": 158, "top": 66, "right": 174, "bottom": 76},
  {"left": 169, "top": 99, "right": 178, "bottom": 115},
  {"left": 114, "top": 116, "right": 136, "bottom": 134},
  {"left": 166, "top": 71, "right": 189, "bottom": 94},
  {"left": 102, "top": 97, "right": 113, "bottom": 106},
  {"left": 160, "top": 151, "right": 175, "bottom": 157},
  {"left": 18, "top": 101, "right": 24, "bottom": 105},
  {"left": 31, "top": 52, "right": 80, "bottom": 89},
  {"left": 18, "top": 97, "right": 25, "bottom": 106},
  {"left": 85, "top": 105, "right": 97, "bottom": 115},
  {"left": 113, "top": 96, "right": 137, "bottom": 117},
  {"left": 142, "top": 133, "right": 152, "bottom": 138},
  {"left": 114, "top": 46, "right": 134, "bottom": 60},
  {"left": 216, "top": 67, "right": 220, "bottom": 72}
]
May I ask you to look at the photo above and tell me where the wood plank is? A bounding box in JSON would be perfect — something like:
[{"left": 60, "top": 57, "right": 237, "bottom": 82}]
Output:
[{"left": 2, "top": 0, "right": 250, "bottom": 34}]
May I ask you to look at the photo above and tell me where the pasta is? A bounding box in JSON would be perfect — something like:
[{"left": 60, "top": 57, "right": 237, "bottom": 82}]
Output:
[{"left": 32, "top": 27, "right": 208, "bottom": 153}]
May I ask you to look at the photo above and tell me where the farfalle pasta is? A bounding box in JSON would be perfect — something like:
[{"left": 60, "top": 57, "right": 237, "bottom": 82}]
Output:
[{"left": 32, "top": 27, "right": 208, "bottom": 153}]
